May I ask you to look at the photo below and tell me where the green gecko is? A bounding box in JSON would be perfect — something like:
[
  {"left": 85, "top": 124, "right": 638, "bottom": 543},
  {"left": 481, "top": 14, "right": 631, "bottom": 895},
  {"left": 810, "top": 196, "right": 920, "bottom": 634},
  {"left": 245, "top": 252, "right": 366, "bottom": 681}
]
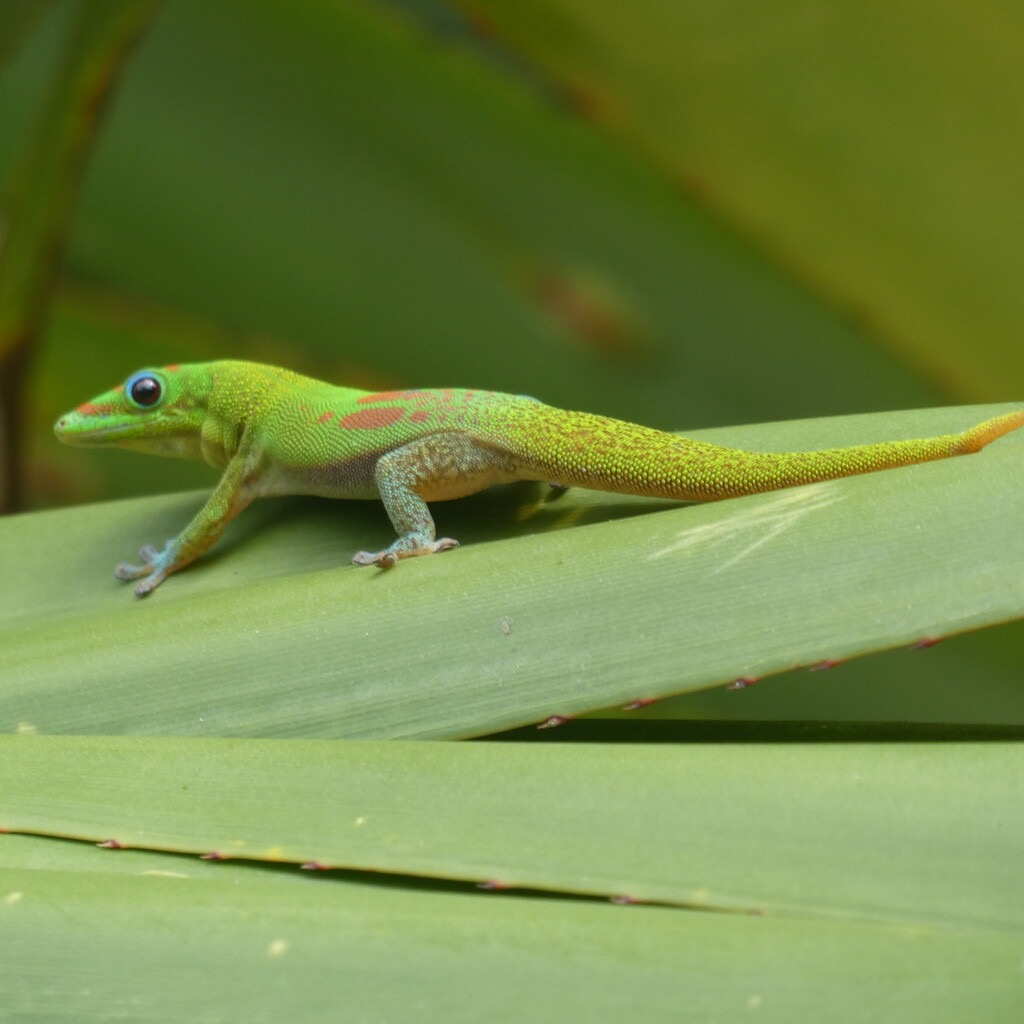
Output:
[{"left": 54, "top": 360, "right": 1024, "bottom": 597}]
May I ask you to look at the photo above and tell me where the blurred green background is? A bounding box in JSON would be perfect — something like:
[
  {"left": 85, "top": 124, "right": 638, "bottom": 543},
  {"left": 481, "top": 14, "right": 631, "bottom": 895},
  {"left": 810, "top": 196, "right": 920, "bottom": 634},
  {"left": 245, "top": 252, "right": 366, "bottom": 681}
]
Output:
[{"left": 10, "top": 0, "right": 1007, "bottom": 509}]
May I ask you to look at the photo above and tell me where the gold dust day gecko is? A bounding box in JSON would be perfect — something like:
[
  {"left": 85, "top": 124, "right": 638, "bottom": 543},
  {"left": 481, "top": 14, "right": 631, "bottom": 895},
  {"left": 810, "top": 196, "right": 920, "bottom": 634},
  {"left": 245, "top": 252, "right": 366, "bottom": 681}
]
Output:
[{"left": 54, "top": 360, "right": 1024, "bottom": 596}]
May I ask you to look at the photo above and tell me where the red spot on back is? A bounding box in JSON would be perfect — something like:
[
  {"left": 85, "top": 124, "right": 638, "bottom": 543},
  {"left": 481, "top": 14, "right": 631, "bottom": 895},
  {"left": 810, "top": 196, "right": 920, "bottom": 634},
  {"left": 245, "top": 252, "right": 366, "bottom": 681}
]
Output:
[
  {"left": 358, "top": 390, "right": 417, "bottom": 405},
  {"left": 317, "top": 411, "right": 336, "bottom": 424},
  {"left": 339, "top": 406, "right": 406, "bottom": 430},
  {"left": 409, "top": 410, "right": 429, "bottom": 423}
]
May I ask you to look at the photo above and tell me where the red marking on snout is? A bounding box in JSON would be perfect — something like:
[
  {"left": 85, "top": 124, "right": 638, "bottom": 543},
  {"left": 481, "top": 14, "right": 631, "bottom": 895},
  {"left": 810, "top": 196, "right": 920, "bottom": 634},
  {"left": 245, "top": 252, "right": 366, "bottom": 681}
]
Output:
[
  {"left": 76, "top": 402, "right": 115, "bottom": 415},
  {"left": 409, "top": 410, "right": 429, "bottom": 423},
  {"left": 317, "top": 411, "right": 336, "bottom": 424}
]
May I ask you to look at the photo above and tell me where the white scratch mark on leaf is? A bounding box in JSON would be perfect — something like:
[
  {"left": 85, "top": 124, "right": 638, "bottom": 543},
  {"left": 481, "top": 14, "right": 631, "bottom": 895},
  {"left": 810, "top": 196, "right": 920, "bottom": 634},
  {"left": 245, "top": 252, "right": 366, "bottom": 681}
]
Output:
[{"left": 646, "top": 485, "right": 841, "bottom": 571}]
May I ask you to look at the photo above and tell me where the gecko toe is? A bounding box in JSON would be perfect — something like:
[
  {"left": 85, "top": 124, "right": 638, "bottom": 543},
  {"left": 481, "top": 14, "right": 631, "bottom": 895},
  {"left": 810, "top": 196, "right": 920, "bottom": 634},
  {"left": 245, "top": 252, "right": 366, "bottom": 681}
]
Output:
[
  {"left": 134, "top": 577, "right": 161, "bottom": 597},
  {"left": 350, "top": 550, "right": 399, "bottom": 568}
]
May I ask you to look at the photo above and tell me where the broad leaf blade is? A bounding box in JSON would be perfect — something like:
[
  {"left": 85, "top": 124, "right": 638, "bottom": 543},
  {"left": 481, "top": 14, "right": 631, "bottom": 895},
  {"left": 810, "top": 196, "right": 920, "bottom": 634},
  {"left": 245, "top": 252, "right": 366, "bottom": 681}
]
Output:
[
  {"left": 2, "top": 736, "right": 1022, "bottom": 931},
  {"left": 3, "top": 407, "right": 1023, "bottom": 738},
  {"left": 5, "top": 833, "right": 1020, "bottom": 1023}
]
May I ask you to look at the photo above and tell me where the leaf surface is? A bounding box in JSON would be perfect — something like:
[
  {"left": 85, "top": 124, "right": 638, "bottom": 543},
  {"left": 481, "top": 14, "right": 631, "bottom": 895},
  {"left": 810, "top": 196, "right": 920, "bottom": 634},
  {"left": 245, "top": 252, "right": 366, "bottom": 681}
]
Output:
[{"left": 3, "top": 408, "right": 1023, "bottom": 737}]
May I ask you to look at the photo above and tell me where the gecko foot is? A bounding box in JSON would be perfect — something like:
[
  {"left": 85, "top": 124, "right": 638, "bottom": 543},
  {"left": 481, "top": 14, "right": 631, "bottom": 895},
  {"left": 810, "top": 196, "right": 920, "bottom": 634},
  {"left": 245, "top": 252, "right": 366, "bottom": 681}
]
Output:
[
  {"left": 115, "top": 541, "right": 175, "bottom": 596},
  {"left": 115, "top": 545, "right": 161, "bottom": 580},
  {"left": 351, "top": 537, "right": 459, "bottom": 568}
]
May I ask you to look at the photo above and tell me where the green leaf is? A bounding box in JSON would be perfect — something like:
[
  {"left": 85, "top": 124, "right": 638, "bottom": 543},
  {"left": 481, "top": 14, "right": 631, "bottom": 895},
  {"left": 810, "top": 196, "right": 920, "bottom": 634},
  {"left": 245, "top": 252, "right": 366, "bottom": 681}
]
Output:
[
  {"left": 3, "top": 407, "right": 1022, "bottom": 738},
  {"left": 3, "top": 735, "right": 1022, "bottom": 931},
  {"left": 6, "top": 832, "right": 1020, "bottom": 1023}
]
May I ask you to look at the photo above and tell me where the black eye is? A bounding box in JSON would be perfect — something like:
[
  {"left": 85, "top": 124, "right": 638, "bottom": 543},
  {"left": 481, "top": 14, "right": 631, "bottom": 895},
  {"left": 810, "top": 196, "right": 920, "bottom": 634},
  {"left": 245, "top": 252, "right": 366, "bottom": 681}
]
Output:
[{"left": 126, "top": 373, "right": 163, "bottom": 409}]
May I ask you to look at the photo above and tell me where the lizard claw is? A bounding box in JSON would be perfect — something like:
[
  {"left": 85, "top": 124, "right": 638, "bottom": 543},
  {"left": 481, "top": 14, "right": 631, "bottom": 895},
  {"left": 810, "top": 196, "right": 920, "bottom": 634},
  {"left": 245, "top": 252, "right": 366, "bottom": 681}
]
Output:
[
  {"left": 351, "top": 549, "right": 400, "bottom": 568},
  {"left": 351, "top": 537, "right": 460, "bottom": 568},
  {"left": 351, "top": 550, "right": 383, "bottom": 567},
  {"left": 132, "top": 572, "right": 166, "bottom": 597},
  {"left": 115, "top": 559, "right": 166, "bottom": 594}
]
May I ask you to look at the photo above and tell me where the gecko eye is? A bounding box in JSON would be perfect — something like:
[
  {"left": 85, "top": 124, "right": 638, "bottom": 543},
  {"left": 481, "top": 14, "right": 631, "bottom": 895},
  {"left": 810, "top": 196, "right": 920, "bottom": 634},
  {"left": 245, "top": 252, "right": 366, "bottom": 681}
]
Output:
[{"left": 125, "top": 372, "right": 164, "bottom": 409}]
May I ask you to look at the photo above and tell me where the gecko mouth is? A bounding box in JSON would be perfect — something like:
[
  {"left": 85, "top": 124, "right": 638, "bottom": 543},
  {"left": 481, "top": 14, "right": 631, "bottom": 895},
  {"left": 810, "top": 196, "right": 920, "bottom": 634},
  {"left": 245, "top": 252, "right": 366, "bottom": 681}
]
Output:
[
  {"left": 54, "top": 416, "right": 192, "bottom": 450},
  {"left": 54, "top": 417, "right": 143, "bottom": 443}
]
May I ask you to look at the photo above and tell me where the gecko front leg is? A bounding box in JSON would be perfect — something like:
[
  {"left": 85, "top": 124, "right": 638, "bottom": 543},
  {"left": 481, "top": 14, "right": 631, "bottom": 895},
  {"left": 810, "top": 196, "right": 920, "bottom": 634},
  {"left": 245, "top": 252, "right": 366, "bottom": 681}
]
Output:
[
  {"left": 116, "top": 455, "right": 257, "bottom": 595},
  {"left": 352, "top": 433, "right": 517, "bottom": 568}
]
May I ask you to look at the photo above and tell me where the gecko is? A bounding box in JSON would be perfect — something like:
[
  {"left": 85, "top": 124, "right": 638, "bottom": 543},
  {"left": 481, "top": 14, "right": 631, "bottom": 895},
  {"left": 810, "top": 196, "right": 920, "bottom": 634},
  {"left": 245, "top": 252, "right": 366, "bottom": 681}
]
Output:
[{"left": 54, "top": 360, "right": 1024, "bottom": 596}]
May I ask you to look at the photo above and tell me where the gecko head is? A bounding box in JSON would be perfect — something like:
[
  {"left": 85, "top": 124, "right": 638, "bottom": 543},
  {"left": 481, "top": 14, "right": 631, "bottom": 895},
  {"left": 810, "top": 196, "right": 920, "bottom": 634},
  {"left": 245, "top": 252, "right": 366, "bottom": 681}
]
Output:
[{"left": 54, "top": 364, "right": 210, "bottom": 458}]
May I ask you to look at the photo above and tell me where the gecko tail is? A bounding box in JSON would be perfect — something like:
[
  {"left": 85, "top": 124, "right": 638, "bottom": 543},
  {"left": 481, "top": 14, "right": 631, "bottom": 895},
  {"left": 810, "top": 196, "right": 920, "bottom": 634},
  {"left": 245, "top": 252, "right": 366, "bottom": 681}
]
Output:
[
  {"left": 954, "top": 409, "right": 1024, "bottom": 453},
  {"left": 502, "top": 403, "right": 1024, "bottom": 503}
]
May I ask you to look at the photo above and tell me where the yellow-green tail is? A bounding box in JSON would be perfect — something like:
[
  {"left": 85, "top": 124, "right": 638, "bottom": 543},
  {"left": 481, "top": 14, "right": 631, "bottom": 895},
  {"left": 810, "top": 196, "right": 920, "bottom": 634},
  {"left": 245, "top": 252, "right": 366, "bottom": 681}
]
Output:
[{"left": 501, "top": 406, "right": 1024, "bottom": 502}]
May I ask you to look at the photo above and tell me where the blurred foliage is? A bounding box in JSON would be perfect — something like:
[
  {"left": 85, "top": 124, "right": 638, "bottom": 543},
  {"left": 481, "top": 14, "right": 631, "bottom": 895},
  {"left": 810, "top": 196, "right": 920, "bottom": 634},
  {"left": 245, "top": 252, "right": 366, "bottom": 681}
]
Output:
[
  {"left": 2, "top": 0, "right": 953, "bottom": 508},
  {"left": 2, "top": 2, "right": 1023, "bottom": 1018},
  {"left": 0, "top": 0, "right": 158, "bottom": 510},
  {"left": 456, "top": 0, "right": 1024, "bottom": 398}
]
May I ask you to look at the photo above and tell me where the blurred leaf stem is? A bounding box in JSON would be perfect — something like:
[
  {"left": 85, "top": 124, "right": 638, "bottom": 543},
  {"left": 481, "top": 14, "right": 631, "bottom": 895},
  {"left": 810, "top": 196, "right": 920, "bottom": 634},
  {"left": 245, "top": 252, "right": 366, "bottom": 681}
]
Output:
[{"left": 0, "top": 0, "right": 159, "bottom": 512}]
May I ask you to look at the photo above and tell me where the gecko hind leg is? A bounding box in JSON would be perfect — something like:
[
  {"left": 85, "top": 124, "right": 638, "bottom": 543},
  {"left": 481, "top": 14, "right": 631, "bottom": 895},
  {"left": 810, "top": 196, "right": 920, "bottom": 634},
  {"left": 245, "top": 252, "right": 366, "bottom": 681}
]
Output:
[{"left": 352, "top": 433, "right": 517, "bottom": 568}]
